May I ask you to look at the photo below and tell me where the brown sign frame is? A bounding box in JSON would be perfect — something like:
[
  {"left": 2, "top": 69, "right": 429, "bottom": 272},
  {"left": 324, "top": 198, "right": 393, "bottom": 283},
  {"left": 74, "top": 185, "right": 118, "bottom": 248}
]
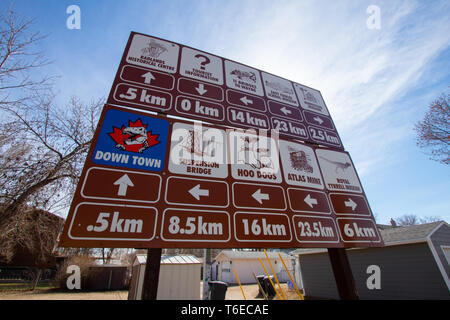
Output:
[
  {"left": 107, "top": 31, "right": 344, "bottom": 150},
  {"left": 59, "top": 104, "right": 383, "bottom": 249}
]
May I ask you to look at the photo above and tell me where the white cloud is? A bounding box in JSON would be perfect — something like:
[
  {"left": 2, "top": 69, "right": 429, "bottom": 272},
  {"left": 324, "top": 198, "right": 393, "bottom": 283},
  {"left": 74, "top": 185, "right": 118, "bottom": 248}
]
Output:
[
  {"left": 208, "top": 1, "right": 450, "bottom": 177},
  {"left": 133, "top": 0, "right": 449, "bottom": 180},
  {"left": 53, "top": 0, "right": 449, "bottom": 178}
]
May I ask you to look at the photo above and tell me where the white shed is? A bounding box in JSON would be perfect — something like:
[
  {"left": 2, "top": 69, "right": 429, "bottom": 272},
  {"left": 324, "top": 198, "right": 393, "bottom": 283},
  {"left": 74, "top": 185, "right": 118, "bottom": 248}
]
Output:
[
  {"left": 128, "top": 254, "right": 201, "bottom": 300},
  {"left": 211, "top": 250, "right": 295, "bottom": 285}
]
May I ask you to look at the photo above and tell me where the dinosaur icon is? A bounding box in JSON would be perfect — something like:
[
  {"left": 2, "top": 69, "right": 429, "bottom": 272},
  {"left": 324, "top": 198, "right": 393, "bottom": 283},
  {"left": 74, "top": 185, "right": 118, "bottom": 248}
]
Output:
[
  {"left": 319, "top": 156, "right": 352, "bottom": 173},
  {"left": 116, "top": 126, "right": 150, "bottom": 153},
  {"left": 109, "top": 118, "right": 160, "bottom": 153}
]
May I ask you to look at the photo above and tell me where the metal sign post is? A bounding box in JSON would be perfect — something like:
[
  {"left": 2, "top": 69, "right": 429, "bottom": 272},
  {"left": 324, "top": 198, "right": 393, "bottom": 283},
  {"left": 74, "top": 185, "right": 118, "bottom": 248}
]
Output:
[
  {"left": 141, "top": 248, "right": 162, "bottom": 300},
  {"left": 327, "top": 248, "right": 359, "bottom": 300}
]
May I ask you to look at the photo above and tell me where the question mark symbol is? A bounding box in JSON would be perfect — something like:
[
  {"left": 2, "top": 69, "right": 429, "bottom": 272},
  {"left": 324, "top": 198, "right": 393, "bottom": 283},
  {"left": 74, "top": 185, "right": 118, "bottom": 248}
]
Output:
[{"left": 194, "top": 54, "right": 211, "bottom": 70}]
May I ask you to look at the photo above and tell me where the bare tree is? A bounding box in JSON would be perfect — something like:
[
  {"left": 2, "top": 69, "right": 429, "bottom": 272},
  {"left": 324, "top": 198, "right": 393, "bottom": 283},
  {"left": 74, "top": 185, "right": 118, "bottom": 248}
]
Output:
[
  {"left": 414, "top": 93, "right": 450, "bottom": 165},
  {"left": 0, "top": 6, "right": 104, "bottom": 263},
  {"left": 0, "top": 4, "right": 53, "bottom": 107},
  {"left": 163, "top": 248, "right": 222, "bottom": 258},
  {"left": 0, "top": 5, "right": 104, "bottom": 219},
  {"left": 0, "top": 206, "right": 64, "bottom": 263},
  {"left": 394, "top": 214, "right": 419, "bottom": 226},
  {"left": 0, "top": 96, "right": 103, "bottom": 263},
  {"left": 393, "top": 214, "right": 441, "bottom": 226},
  {"left": 101, "top": 248, "right": 116, "bottom": 264},
  {"left": 0, "top": 96, "right": 103, "bottom": 219}
]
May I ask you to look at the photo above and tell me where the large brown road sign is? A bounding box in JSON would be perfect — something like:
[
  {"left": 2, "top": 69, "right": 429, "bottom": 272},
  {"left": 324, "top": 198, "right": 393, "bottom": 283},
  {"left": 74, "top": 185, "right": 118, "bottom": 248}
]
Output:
[
  {"left": 59, "top": 105, "right": 383, "bottom": 249},
  {"left": 107, "top": 32, "right": 343, "bottom": 150}
]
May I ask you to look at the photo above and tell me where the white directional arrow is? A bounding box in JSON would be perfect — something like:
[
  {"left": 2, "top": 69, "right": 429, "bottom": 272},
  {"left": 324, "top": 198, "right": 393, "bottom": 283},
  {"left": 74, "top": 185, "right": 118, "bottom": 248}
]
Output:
[
  {"left": 195, "top": 83, "right": 208, "bottom": 95},
  {"left": 252, "top": 189, "right": 269, "bottom": 204},
  {"left": 189, "top": 184, "right": 209, "bottom": 200},
  {"left": 344, "top": 198, "right": 357, "bottom": 211},
  {"left": 240, "top": 96, "right": 253, "bottom": 106},
  {"left": 280, "top": 106, "right": 292, "bottom": 115},
  {"left": 141, "top": 71, "right": 155, "bottom": 84},
  {"left": 313, "top": 116, "right": 324, "bottom": 125},
  {"left": 113, "top": 174, "right": 134, "bottom": 196},
  {"left": 304, "top": 194, "right": 318, "bottom": 208}
]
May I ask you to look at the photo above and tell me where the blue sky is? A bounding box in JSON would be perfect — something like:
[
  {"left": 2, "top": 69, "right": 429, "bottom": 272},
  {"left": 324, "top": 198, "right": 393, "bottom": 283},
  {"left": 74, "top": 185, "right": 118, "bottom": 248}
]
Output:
[{"left": 3, "top": 0, "right": 449, "bottom": 224}]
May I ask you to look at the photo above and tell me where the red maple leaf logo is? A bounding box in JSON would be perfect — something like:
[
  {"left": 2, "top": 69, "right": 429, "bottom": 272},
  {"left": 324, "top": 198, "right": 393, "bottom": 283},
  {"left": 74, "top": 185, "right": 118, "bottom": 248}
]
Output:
[{"left": 108, "top": 118, "right": 160, "bottom": 153}]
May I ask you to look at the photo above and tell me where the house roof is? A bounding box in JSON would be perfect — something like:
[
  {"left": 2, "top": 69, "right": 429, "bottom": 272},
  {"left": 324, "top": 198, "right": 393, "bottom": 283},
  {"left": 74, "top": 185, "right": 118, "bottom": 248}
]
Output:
[
  {"left": 161, "top": 255, "right": 201, "bottom": 264},
  {"left": 380, "top": 221, "right": 444, "bottom": 244},
  {"left": 291, "top": 221, "right": 448, "bottom": 256},
  {"left": 134, "top": 254, "right": 201, "bottom": 265},
  {"left": 215, "top": 250, "right": 293, "bottom": 261}
]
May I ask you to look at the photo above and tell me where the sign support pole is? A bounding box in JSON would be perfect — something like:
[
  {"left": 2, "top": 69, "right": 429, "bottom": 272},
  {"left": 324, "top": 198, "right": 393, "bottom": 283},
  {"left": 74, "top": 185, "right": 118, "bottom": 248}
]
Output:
[
  {"left": 141, "top": 248, "right": 162, "bottom": 300},
  {"left": 327, "top": 248, "right": 359, "bottom": 300},
  {"left": 202, "top": 248, "right": 212, "bottom": 300}
]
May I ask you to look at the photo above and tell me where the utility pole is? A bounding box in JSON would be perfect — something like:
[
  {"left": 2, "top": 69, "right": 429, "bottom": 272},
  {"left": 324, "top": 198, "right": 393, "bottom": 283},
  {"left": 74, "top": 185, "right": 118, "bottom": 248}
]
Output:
[{"left": 202, "top": 248, "right": 212, "bottom": 300}]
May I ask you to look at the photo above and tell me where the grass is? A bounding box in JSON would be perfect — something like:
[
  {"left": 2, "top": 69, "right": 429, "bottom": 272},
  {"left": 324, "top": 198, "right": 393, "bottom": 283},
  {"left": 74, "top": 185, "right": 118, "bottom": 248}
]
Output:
[{"left": 0, "top": 281, "right": 59, "bottom": 291}]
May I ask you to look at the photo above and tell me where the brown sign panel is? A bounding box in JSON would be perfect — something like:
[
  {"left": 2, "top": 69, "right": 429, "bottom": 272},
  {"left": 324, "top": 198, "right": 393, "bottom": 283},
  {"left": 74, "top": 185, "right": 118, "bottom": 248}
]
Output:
[
  {"left": 329, "top": 193, "right": 371, "bottom": 216},
  {"left": 232, "top": 183, "right": 287, "bottom": 211},
  {"left": 160, "top": 208, "right": 231, "bottom": 242},
  {"left": 233, "top": 212, "right": 292, "bottom": 243},
  {"left": 336, "top": 218, "right": 382, "bottom": 246},
  {"left": 112, "top": 83, "right": 172, "bottom": 112},
  {"left": 81, "top": 167, "right": 161, "bottom": 204},
  {"left": 120, "top": 65, "right": 175, "bottom": 90},
  {"left": 287, "top": 188, "right": 331, "bottom": 214},
  {"left": 315, "top": 147, "right": 383, "bottom": 246},
  {"left": 107, "top": 31, "right": 344, "bottom": 150},
  {"left": 227, "top": 107, "right": 270, "bottom": 131},
  {"left": 67, "top": 203, "right": 158, "bottom": 242},
  {"left": 59, "top": 104, "right": 382, "bottom": 249},
  {"left": 175, "top": 95, "right": 225, "bottom": 122},
  {"left": 226, "top": 90, "right": 266, "bottom": 112},
  {"left": 292, "top": 215, "right": 340, "bottom": 244},
  {"left": 271, "top": 117, "right": 309, "bottom": 140},
  {"left": 268, "top": 101, "right": 303, "bottom": 121},
  {"left": 303, "top": 110, "right": 334, "bottom": 130},
  {"left": 178, "top": 78, "right": 224, "bottom": 102},
  {"left": 165, "top": 177, "right": 229, "bottom": 208}
]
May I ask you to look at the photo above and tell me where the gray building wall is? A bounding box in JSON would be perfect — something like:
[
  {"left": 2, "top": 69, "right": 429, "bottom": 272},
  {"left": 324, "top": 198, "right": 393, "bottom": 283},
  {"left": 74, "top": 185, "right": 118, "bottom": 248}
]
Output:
[
  {"left": 298, "top": 242, "right": 450, "bottom": 300},
  {"left": 348, "top": 243, "right": 449, "bottom": 299},
  {"left": 429, "top": 224, "right": 450, "bottom": 288},
  {"left": 298, "top": 251, "right": 339, "bottom": 299}
]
